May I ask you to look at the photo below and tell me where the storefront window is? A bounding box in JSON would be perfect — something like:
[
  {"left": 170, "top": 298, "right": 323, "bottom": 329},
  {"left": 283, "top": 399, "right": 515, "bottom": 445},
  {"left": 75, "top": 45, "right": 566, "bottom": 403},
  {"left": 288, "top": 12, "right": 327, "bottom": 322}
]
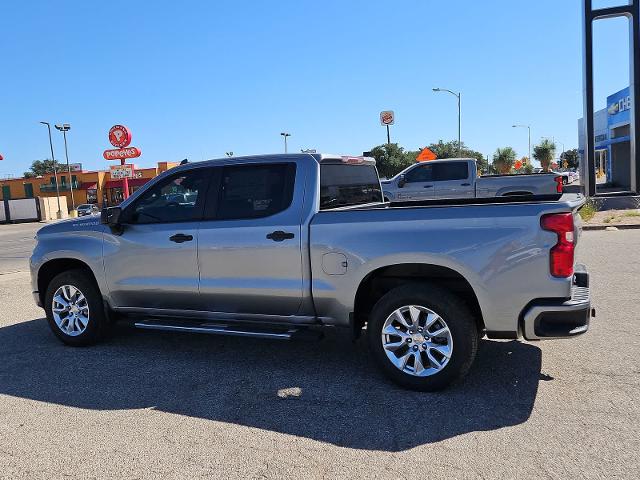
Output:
[{"left": 87, "top": 189, "right": 97, "bottom": 204}]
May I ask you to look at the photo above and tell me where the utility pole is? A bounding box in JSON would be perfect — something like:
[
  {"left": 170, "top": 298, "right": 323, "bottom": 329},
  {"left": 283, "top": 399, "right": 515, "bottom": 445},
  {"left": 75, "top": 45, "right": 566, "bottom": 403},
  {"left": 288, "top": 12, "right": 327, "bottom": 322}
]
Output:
[
  {"left": 40, "top": 121, "right": 63, "bottom": 219},
  {"left": 433, "top": 88, "right": 462, "bottom": 156},
  {"left": 280, "top": 132, "right": 291, "bottom": 153},
  {"left": 55, "top": 123, "right": 75, "bottom": 210},
  {"left": 512, "top": 124, "right": 531, "bottom": 165}
]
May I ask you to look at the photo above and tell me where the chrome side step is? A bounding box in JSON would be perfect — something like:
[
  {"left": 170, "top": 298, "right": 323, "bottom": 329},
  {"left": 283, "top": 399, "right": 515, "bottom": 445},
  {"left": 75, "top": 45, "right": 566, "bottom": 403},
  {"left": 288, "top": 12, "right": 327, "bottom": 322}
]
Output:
[{"left": 133, "top": 319, "right": 322, "bottom": 341}]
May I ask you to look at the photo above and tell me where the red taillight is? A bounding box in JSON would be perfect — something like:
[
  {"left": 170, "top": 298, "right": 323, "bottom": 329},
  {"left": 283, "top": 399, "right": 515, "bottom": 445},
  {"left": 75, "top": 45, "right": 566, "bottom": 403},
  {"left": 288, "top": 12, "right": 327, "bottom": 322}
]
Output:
[
  {"left": 541, "top": 213, "right": 575, "bottom": 277},
  {"left": 341, "top": 156, "right": 366, "bottom": 164},
  {"left": 554, "top": 176, "right": 563, "bottom": 193}
]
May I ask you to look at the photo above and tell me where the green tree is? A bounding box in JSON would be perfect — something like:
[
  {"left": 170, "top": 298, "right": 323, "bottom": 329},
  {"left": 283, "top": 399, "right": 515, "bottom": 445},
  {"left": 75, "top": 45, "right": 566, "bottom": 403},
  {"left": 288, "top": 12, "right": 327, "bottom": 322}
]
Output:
[
  {"left": 492, "top": 147, "right": 517, "bottom": 174},
  {"left": 369, "top": 143, "right": 416, "bottom": 179},
  {"left": 24, "top": 159, "right": 66, "bottom": 178},
  {"left": 523, "top": 163, "right": 534, "bottom": 174},
  {"left": 560, "top": 148, "right": 579, "bottom": 170},
  {"left": 426, "top": 140, "right": 488, "bottom": 172},
  {"left": 533, "top": 138, "right": 556, "bottom": 172}
]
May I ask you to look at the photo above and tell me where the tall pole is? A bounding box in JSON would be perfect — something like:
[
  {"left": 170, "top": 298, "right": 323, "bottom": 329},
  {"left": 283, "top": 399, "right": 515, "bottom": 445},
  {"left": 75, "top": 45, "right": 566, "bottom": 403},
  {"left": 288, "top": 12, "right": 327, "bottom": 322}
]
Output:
[
  {"left": 40, "top": 122, "right": 62, "bottom": 218},
  {"left": 386, "top": 124, "right": 391, "bottom": 144},
  {"left": 528, "top": 126, "right": 531, "bottom": 166},
  {"left": 56, "top": 124, "right": 75, "bottom": 210},
  {"left": 457, "top": 93, "right": 462, "bottom": 156},
  {"left": 433, "top": 88, "right": 462, "bottom": 156},
  {"left": 280, "top": 132, "right": 291, "bottom": 153},
  {"left": 512, "top": 124, "right": 531, "bottom": 165}
]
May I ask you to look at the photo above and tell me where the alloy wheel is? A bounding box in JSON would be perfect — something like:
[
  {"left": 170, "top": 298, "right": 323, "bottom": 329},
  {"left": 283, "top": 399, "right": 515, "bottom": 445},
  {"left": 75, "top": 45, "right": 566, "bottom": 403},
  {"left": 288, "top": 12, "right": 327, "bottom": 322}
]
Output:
[
  {"left": 51, "top": 284, "right": 90, "bottom": 337},
  {"left": 381, "top": 305, "right": 453, "bottom": 377}
]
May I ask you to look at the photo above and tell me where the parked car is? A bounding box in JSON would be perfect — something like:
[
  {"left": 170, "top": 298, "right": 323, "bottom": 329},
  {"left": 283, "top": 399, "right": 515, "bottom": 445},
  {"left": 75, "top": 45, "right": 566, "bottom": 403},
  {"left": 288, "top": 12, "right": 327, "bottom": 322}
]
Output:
[
  {"left": 381, "top": 158, "right": 563, "bottom": 202},
  {"left": 30, "top": 153, "right": 592, "bottom": 391},
  {"left": 76, "top": 204, "right": 100, "bottom": 216}
]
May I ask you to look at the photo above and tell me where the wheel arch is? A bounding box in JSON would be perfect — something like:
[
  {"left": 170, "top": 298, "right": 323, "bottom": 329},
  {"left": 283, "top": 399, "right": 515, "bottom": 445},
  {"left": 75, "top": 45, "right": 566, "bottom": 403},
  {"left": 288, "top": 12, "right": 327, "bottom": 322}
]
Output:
[
  {"left": 37, "top": 258, "right": 99, "bottom": 307},
  {"left": 353, "top": 263, "right": 484, "bottom": 336}
]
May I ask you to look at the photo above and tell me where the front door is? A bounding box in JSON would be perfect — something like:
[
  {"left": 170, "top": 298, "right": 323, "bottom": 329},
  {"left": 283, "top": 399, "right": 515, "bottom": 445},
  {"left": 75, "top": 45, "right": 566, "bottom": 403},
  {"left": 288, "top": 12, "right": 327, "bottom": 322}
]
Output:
[
  {"left": 103, "top": 167, "right": 210, "bottom": 311},
  {"left": 396, "top": 164, "right": 435, "bottom": 201},
  {"left": 198, "top": 162, "right": 304, "bottom": 316}
]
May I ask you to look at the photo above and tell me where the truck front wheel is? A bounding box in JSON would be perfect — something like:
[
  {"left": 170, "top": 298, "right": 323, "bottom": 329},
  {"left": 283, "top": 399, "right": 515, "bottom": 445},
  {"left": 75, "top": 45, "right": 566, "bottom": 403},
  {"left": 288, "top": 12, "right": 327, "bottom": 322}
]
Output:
[
  {"left": 367, "top": 284, "right": 478, "bottom": 391},
  {"left": 44, "top": 269, "right": 109, "bottom": 346}
]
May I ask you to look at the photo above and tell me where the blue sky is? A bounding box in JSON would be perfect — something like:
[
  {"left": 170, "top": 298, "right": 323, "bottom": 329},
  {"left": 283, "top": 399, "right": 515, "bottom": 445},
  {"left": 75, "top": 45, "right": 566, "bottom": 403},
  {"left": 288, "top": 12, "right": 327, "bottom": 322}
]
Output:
[{"left": 0, "top": 0, "right": 632, "bottom": 176}]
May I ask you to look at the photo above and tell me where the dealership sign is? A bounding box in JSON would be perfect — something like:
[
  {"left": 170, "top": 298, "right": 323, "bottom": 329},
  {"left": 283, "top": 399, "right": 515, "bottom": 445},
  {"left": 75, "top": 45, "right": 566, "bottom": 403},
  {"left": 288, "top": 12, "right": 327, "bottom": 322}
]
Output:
[
  {"left": 606, "top": 87, "right": 631, "bottom": 127},
  {"left": 380, "top": 111, "right": 395, "bottom": 126},
  {"left": 608, "top": 95, "right": 631, "bottom": 116},
  {"left": 103, "top": 147, "right": 142, "bottom": 160},
  {"left": 110, "top": 164, "right": 135, "bottom": 179}
]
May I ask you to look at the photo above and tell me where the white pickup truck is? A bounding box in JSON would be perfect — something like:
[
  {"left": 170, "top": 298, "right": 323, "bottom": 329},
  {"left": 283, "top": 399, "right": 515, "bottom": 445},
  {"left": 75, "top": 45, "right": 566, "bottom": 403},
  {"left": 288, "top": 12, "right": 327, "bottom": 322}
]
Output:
[{"left": 381, "top": 158, "right": 563, "bottom": 202}]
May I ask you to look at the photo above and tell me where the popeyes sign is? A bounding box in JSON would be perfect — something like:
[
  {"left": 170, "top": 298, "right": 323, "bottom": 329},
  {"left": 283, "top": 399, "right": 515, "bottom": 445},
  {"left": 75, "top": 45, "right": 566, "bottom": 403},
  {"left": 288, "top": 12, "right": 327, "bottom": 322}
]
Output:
[
  {"left": 104, "top": 124, "right": 141, "bottom": 160},
  {"left": 109, "top": 125, "right": 132, "bottom": 148}
]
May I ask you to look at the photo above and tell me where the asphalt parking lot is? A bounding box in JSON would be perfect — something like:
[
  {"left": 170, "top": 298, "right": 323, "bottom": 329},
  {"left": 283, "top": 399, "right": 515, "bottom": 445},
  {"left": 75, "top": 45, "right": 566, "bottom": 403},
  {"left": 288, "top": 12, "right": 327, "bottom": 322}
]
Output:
[{"left": 0, "top": 222, "right": 638, "bottom": 479}]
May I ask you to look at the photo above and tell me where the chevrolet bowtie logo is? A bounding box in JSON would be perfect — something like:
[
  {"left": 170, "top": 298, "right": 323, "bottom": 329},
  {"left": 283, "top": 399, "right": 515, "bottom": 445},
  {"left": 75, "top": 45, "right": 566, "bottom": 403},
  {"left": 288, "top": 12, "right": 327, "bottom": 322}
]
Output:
[{"left": 608, "top": 103, "right": 620, "bottom": 115}]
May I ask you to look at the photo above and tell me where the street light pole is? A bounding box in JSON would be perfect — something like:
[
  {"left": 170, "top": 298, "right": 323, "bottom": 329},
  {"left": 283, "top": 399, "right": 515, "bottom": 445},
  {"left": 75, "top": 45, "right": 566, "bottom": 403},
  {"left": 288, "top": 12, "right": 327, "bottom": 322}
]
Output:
[
  {"left": 55, "top": 123, "right": 75, "bottom": 210},
  {"left": 40, "top": 121, "right": 63, "bottom": 219},
  {"left": 433, "top": 88, "right": 462, "bottom": 156},
  {"left": 280, "top": 132, "right": 291, "bottom": 153},
  {"left": 512, "top": 124, "right": 531, "bottom": 165}
]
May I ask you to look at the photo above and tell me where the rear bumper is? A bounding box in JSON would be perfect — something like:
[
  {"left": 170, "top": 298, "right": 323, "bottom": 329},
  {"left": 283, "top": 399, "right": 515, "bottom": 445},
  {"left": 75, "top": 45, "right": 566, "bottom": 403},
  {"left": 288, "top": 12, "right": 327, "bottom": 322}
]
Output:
[{"left": 521, "top": 265, "right": 594, "bottom": 340}]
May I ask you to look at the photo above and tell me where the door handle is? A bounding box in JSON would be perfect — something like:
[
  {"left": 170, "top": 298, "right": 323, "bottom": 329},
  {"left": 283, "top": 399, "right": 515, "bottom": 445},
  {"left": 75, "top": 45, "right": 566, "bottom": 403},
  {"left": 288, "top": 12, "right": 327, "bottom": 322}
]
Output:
[
  {"left": 423, "top": 185, "right": 434, "bottom": 188},
  {"left": 461, "top": 183, "right": 471, "bottom": 186},
  {"left": 169, "top": 233, "right": 193, "bottom": 243},
  {"left": 266, "top": 230, "right": 295, "bottom": 242}
]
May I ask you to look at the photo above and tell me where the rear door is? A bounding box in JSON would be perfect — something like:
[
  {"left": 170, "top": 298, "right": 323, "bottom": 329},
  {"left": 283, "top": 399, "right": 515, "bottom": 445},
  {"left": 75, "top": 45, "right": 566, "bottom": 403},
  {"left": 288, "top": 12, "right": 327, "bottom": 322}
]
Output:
[
  {"left": 197, "top": 162, "right": 304, "bottom": 316},
  {"left": 432, "top": 161, "right": 475, "bottom": 199},
  {"left": 396, "top": 164, "right": 435, "bottom": 201}
]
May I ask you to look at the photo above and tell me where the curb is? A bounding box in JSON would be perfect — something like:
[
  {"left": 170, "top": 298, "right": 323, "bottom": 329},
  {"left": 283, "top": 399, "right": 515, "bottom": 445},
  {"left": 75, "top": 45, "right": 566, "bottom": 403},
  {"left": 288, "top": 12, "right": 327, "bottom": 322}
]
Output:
[{"left": 583, "top": 224, "right": 640, "bottom": 231}]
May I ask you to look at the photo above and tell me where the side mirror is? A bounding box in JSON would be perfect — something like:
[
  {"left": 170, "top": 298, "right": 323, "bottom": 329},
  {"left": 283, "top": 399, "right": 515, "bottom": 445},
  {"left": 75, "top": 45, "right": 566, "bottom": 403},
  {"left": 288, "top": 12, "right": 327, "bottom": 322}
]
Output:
[
  {"left": 101, "top": 206, "right": 122, "bottom": 229},
  {"left": 397, "top": 174, "right": 406, "bottom": 188}
]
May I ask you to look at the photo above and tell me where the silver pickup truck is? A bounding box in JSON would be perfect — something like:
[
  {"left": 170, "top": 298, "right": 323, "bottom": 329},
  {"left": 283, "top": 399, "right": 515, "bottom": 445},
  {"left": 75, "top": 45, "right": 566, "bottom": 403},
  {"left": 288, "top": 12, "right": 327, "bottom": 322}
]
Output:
[
  {"left": 30, "top": 153, "right": 592, "bottom": 391},
  {"left": 381, "top": 158, "right": 563, "bottom": 202}
]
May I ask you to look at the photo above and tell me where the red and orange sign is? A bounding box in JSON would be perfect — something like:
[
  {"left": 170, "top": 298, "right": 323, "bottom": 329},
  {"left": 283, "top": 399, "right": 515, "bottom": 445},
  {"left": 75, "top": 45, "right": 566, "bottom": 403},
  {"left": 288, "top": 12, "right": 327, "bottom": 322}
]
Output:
[
  {"left": 514, "top": 159, "right": 523, "bottom": 170},
  {"left": 108, "top": 125, "right": 132, "bottom": 148},
  {"left": 416, "top": 147, "right": 437, "bottom": 162},
  {"left": 103, "top": 147, "right": 141, "bottom": 160}
]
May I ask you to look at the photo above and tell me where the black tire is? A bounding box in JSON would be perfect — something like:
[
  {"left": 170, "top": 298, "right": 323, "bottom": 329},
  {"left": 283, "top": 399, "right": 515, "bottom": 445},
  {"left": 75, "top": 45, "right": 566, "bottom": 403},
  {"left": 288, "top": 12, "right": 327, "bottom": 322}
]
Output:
[
  {"left": 562, "top": 177, "right": 568, "bottom": 185},
  {"left": 44, "top": 269, "right": 109, "bottom": 346},
  {"left": 367, "top": 283, "right": 478, "bottom": 391}
]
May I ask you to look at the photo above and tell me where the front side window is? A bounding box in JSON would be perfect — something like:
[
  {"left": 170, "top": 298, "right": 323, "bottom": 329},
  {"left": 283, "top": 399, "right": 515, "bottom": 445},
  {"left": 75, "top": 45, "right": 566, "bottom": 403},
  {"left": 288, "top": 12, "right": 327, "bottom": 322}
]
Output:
[
  {"left": 127, "top": 169, "right": 207, "bottom": 224},
  {"left": 216, "top": 163, "right": 296, "bottom": 220},
  {"left": 405, "top": 165, "right": 433, "bottom": 183}
]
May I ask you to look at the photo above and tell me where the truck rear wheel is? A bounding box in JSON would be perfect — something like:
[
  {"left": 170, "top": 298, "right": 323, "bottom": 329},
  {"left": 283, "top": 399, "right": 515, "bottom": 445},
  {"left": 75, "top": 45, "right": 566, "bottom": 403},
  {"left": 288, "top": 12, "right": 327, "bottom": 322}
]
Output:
[
  {"left": 44, "top": 269, "right": 109, "bottom": 347},
  {"left": 367, "top": 283, "right": 478, "bottom": 391}
]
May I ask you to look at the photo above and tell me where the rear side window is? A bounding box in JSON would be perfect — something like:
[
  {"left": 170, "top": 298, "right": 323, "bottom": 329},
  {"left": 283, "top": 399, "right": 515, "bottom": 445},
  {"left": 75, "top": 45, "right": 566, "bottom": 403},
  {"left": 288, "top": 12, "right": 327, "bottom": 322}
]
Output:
[
  {"left": 320, "top": 164, "right": 382, "bottom": 209},
  {"left": 432, "top": 162, "right": 468, "bottom": 181},
  {"left": 216, "top": 163, "right": 296, "bottom": 220}
]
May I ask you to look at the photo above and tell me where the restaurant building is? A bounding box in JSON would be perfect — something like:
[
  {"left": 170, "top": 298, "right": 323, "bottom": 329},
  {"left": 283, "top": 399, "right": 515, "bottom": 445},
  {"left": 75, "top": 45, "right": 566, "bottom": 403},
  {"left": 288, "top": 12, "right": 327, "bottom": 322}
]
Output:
[{"left": 0, "top": 161, "right": 179, "bottom": 209}]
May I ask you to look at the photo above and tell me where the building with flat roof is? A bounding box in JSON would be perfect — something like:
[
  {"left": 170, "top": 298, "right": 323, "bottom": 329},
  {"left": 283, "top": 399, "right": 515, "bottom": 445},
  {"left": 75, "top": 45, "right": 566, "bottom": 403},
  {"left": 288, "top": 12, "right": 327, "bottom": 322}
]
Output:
[
  {"left": 0, "top": 161, "right": 179, "bottom": 209},
  {"left": 578, "top": 86, "right": 632, "bottom": 189}
]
